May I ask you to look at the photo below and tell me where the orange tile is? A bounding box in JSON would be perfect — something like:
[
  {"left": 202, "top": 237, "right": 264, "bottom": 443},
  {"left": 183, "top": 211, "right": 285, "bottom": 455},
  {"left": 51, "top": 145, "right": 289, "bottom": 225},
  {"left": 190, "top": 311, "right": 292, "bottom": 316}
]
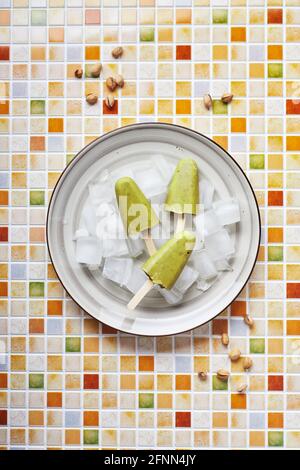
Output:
[
  {"left": 49, "top": 28, "right": 64, "bottom": 43},
  {"left": 231, "top": 27, "right": 246, "bottom": 42},
  {"left": 103, "top": 99, "right": 118, "bottom": 115},
  {"left": 268, "top": 375, "right": 283, "bottom": 391},
  {"left": 48, "top": 118, "right": 64, "bottom": 133},
  {"left": 157, "top": 393, "right": 172, "bottom": 409},
  {"left": 29, "top": 319, "right": 44, "bottom": 334},
  {"left": 31, "top": 46, "right": 46, "bottom": 61},
  {"left": 176, "top": 411, "right": 191, "bottom": 427},
  {"left": 250, "top": 431, "right": 265, "bottom": 447},
  {"left": 176, "top": 9, "right": 191, "bottom": 24},
  {"left": 231, "top": 117, "right": 246, "bottom": 133},
  {"left": 0, "top": 191, "right": 8, "bottom": 205},
  {"left": 287, "top": 319, "right": 300, "bottom": 334},
  {"left": 0, "top": 101, "right": 9, "bottom": 114},
  {"left": 287, "top": 136, "right": 300, "bottom": 151},
  {"left": 0, "top": 46, "right": 9, "bottom": 61},
  {"left": 176, "top": 100, "right": 191, "bottom": 114},
  {"left": 84, "top": 411, "right": 99, "bottom": 426},
  {"left": 268, "top": 190, "right": 283, "bottom": 206},
  {"left": 231, "top": 394, "right": 246, "bottom": 409},
  {"left": 0, "top": 10, "right": 10, "bottom": 26},
  {"left": 213, "top": 412, "right": 228, "bottom": 428},
  {"left": 30, "top": 227, "right": 45, "bottom": 242},
  {"left": 139, "top": 356, "right": 154, "bottom": 372},
  {"left": 29, "top": 410, "right": 44, "bottom": 426},
  {"left": 175, "top": 375, "right": 191, "bottom": 390},
  {"left": 268, "top": 227, "right": 283, "bottom": 243},
  {"left": 47, "top": 392, "right": 62, "bottom": 407},
  {"left": 268, "top": 45, "right": 283, "bottom": 60},
  {"left": 213, "top": 135, "right": 228, "bottom": 149},
  {"left": 30, "top": 136, "right": 45, "bottom": 151},
  {"left": 268, "top": 9, "right": 282, "bottom": 24},
  {"left": 47, "top": 300, "right": 63, "bottom": 316},
  {"left": 286, "top": 100, "right": 300, "bottom": 115},
  {"left": 250, "top": 63, "right": 265, "bottom": 78},
  {"left": 0, "top": 373, "right": 7, "bottom": 388},
  {"left": 212, "top": 319, "right": 228, "bottom": 335},
  {"left": 176, "top": 45, "right": 191, "bottom": 60},
  {"left": 231, "top": 300, "right": 246, "bottom": 317},
  {"left": 0, "top": 282, "right": 7, "bottom": 297},
  {"left": 85, "top": 46, "right": 100, "bottom": 60},
  {"left": 213, "top": 45, "right": 228, "bottom": 61},
  {"left": 65, "top": 430, "right": 80, "bottom": 445},
  {"left": 268, "top": 412, "right": 283, "bottom": 428}
]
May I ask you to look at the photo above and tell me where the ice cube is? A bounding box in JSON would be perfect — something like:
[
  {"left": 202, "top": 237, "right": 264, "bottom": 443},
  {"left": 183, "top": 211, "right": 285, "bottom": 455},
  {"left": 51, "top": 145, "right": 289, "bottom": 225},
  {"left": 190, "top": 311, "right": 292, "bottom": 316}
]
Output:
[
  {"left": 102, "top": 237, "right": 129, "bottom": 258},
  {"left": 87, "top": 264, "right": 101, "bottom": 271},
  {"left": 200, "top": 178, "right": 215, "bottom": 210},
  {"left": 215, "top": 258, "right": 233, "bottom": 271},
  {"left": 196, "top": 277, "right": 217, "bottom": 292},
  {"left": 213, "top": 198, "right": 240, "bottom": 226},
  {"left": 110, "top": 168, "right": 135, "bottom": 186},
  {"left": 102, "top": 257, "right": 133, "bottom": 286},
  {"left": 81, "top": 197, "right": 97, "bottom": 236},
  {"left": 96, "top": 213, "right": 126, "bottom": 241},
  {"left": 125, "top": 263, "right": 148, "bottom": 294},
  {"left": 156, "top": 285, "right": 183, "bottom": 305},
  {"left": 173, "top": 265, "right": 199, "bottom": 294},
  {"left": 96, "top": 202, "right": 115, "bottom": 219},
  {"left": 133, "top": 165, "right": 166, "bottom": 198},
  {"left": 127, "top": 235, "right": 145, "bottom": 258},
  {"left": 88, "top": 180, "right": 114, "bottom": 206},
  {"left": 152, "top": 155, "right": 176, "bottom": 185},
  {"left": 73, "top": 228, "right": 89, "bottom": 240},
  {"left": 193, "top": 250, "right": 218, "bottom": 280},
  {"left": 194, "top": 213, "right": 205, "bottom": 250},
  {"left": 203, "top": 210, "right": 221, "bottom": 236},
  {"left": 75, "top": 237, "right": 102, "bottom": 265},
  {"left": 205, "top": 229, "right": 235, "bottom": 261}
]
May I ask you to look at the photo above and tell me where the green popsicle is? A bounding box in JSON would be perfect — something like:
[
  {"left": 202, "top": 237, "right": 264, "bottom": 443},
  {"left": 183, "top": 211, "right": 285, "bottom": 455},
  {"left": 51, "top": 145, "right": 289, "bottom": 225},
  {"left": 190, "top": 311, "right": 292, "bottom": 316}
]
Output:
[
  {"left": 142, "top": 231, "right": 196, "bottom": 290},
  {"left": 115, "top": 177, "right": 159, "bottom": 237},
  {"left": 164, "top": 159, "right": 199, "bottom": 215}
]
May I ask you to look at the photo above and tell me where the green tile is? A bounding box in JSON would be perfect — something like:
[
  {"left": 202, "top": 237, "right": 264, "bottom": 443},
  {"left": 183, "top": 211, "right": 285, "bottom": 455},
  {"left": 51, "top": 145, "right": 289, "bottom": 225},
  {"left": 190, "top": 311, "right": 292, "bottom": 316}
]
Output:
[
  {"left": 212, "top": 100, "right": 228, "bottom": 115},
  {"left": 268, "top": 431, "right": 283, "bottom": 447},
  {"left": 213, "top": 376, "right": 228, "bottom": 391},
  {"left": 268, "top": 246, "right": 283, "bottom": 262},
  {"left": 30, "top": 100, "right": 45, "bottom": 115},
  {"left": 250, "top": 338, "right": 265, "bottom": 354},
  {"left": 268, "top": 63, "right": 283, "bottom": 78},
  {"left": 29, "top": 373, "right": 44, "bottom": 389},
  {"left": 31, "top": 10, "right": 47, "bottom": 26},
  {"left": 213, "top": 10, "right": 228, "bottom": 24},
  {"left": 83, "top": 430, "right": 98, "bottom": 445},
  {"left": 140, "top": 27, "right": 155, "bottom": 42},
  {"left": 139, "top": 393, "right": 154, "bottom": 408},
  {"left": 29, "top": 282, "right": 44, "bottom": 298},
  {"left": 30, "top": 190, "right": 45, "bottom": 206},
  {"left": 66, "top": 337, "right": 81, "bottom": 353},
  {"left": 250, "top": 154, "right": 265, "bottom": 170}
]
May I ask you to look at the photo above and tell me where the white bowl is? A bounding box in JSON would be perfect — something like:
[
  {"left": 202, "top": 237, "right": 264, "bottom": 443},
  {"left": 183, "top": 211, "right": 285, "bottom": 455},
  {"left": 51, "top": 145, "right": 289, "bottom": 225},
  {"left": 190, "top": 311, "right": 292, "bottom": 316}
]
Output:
[{"left": 47, "top": 123, "right": 261, "bottom": 336}]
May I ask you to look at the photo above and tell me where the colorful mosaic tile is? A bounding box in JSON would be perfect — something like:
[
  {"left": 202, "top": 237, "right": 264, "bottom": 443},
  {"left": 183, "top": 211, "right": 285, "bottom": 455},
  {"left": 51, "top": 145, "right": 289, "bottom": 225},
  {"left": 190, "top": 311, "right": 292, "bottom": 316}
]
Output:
[{"left": 0, "top": 0, "right": 299, "bottom": 450}]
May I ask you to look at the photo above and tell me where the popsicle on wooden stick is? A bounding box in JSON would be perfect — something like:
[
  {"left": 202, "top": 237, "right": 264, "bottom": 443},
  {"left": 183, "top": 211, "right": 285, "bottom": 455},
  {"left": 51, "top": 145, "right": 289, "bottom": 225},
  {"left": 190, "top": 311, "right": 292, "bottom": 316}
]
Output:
[
  {"left": 127, "top": 231, "right": 196, "bottom": 310},
  {"left": 164, "top": 159, "right": 199, "bottom": 233},
  {"left": 115, "top": 177, "right": 159, "bottom": 255}
]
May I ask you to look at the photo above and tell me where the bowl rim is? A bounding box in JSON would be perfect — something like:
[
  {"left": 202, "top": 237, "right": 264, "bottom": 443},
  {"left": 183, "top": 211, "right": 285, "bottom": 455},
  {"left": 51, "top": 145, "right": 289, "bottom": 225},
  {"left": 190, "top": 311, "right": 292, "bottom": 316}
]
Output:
[{"left": 46, "top": 122, "right": 261, "bottom": 336}]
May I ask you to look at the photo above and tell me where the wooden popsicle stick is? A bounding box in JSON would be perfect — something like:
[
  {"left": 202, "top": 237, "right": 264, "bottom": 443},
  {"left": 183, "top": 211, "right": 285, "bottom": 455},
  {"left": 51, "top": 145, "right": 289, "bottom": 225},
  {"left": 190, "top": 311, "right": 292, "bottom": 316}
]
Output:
[
  {"left": 127, "top": 278, "right": 153, "bottom": 310},
  {"left": 142, "top": 229, "right": 156, "bottom": 256},
  {"left": 175, "top": 213, "right": 185, "bottom": 233}
]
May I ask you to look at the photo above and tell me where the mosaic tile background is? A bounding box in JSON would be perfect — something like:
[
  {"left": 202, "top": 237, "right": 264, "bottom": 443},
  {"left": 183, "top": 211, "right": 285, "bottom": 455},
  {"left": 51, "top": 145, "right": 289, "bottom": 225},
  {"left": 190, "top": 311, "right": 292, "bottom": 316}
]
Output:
[{"left": 0, "top": 0, "right": 300, "bottom": 450}]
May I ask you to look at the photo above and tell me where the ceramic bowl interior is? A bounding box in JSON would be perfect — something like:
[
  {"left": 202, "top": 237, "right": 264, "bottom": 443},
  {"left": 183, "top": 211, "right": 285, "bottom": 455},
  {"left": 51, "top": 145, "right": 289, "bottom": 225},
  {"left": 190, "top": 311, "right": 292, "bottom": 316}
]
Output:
[{"left": 47, "top": 123, "right": 260, "bottom": 336}]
